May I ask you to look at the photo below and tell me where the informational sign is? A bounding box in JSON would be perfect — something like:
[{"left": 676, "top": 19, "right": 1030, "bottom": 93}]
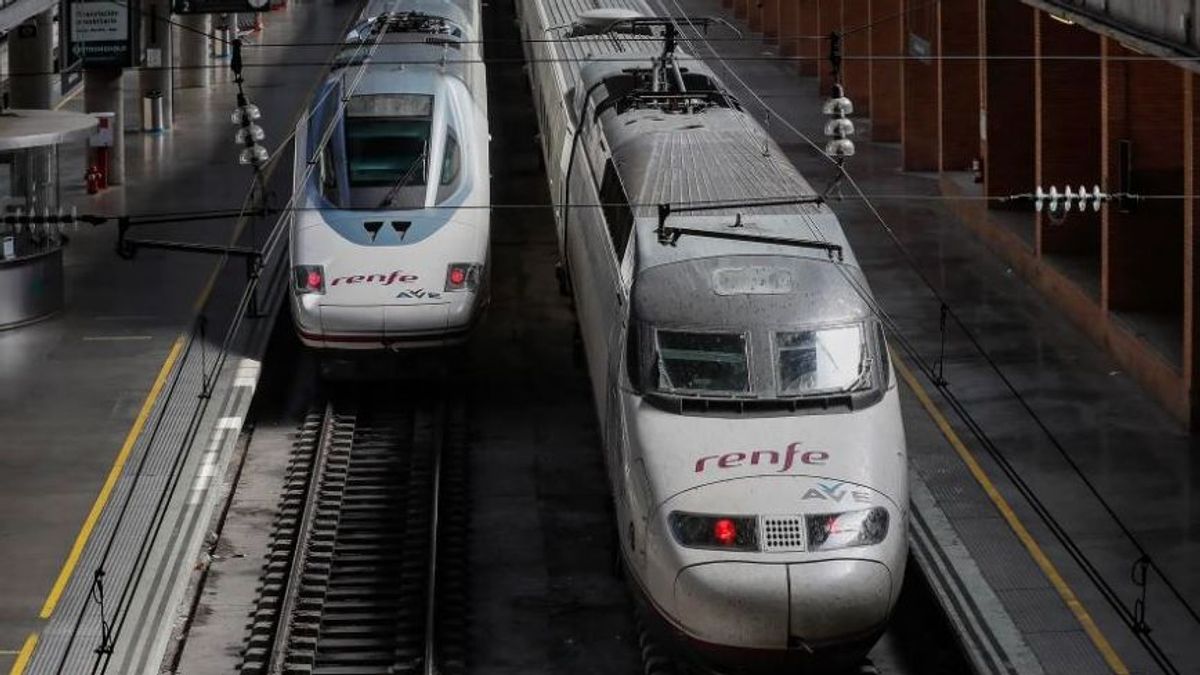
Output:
[
  {"left": 58, "top": 0, "right": 84, "bottom": 93},
  {"left": 65, "top": 0, "right": 138, "bottom": 68},
  {"left": 173, "top": 0, "right": 269, "bottom": 15}
]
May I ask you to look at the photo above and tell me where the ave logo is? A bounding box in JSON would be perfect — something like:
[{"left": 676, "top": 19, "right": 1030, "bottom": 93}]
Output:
[
  {"left": 802, "top": 481, "right": 871, "bottom": 504},
  {"left": 396, "top": 288, "right": 441, "bottom": 300}
]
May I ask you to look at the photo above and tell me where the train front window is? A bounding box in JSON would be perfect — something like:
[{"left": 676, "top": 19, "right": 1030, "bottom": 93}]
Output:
[
  {"left": 655, "top": 330, "right": 750, "bottom": 395},
  {"left": 775, "top": 324, "right": 867, "bottom": 396},
  {"left": 345, "top": 94, "right": 433, "bottom": 188}
]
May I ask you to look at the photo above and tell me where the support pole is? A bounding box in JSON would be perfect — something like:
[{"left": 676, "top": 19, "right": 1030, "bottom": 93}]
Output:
[
  {"left": 176, "top": 13, "right": 211, "bottom": 89},
  {"left": 141, "top": 0, "right": 175, "bottom": 128},
  {"left": 8, "top": 9, "right": 55, "bottom": 109},
  {"left": 85, "top": 68, "right": 126, "bottom": 186}
]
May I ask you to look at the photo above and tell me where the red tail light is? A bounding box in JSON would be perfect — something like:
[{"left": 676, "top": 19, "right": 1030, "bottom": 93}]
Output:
[
  {"left": 445, "top": 263, "right": 481, "bottom": 292},
  {"left": 713, "top": 519, "right": 738, "bottom": 546},
  {"left": 293, "top": 265, "right": 325, "bottom": 295}
]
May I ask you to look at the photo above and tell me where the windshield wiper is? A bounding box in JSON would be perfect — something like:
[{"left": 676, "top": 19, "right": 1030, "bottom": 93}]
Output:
[{"left": 378, "top": 145, "right": 428, "bottom": 209}]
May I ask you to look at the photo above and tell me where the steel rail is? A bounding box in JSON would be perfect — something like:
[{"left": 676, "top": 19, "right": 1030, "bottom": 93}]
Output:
[
  {"left": 423, "top": 398, "right": 448, "bottom": 675},
  {"left": 268, "top": 401, "right": 338, "bottom": 675}
]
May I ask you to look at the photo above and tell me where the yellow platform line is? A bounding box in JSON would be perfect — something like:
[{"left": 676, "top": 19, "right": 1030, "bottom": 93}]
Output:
[
  {"left": 894, "top": 355, "right": 1129, "bottom": 674},
  {"left": 38, "top": 337, "right": 186, "bottom": 619},
  {"left": 9, "top": 633, "right": 37, "bottom": 675}
]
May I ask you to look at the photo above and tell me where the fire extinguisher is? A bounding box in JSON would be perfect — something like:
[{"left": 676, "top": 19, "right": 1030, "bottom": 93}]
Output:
[{"left": 85, "top": 165, "right": 103, "bottom": 194}]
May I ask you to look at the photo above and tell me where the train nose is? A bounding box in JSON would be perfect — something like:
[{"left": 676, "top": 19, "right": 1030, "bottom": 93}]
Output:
[
  {"left": 673, "top": 560, "right": 892, "bottom": 650},
  {"left": 786, "top": 560, "right": 892, "bottom": 645}
]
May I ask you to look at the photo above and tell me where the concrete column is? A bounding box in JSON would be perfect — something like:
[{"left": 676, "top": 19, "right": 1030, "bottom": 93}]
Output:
[
  {"left": 762, "top": 0, "right": 780, "bottom": 43},
  {"left": 1035, "top": 12, "right": 1101, "bottom": 260},
  {"left": 798, "top": 0, "right": 821, "bottom": 76},
  {"left": 869, "top": 0, "right": 903, "bottom": 141},
  {"left": 780, "top": 0, "right": 800, "bottom": 57},
  {"left": 844, "top": 0, "right": 870, "bottom": 115},
  {"left": 1103, "top": 39, "right": 1186, "bottom": 318},
  {"left": 8, "top": 10, "right": 55, "bottom": 109},
  {"left": 176, "top": 13, "right": 211, "bottom": 89},
  {"left": 938, "top": 0, "right": 979, "bottom": 171},
  {"left": 141, "top": 0, "right": 175, "bottom": 128},
  {"left": 817, "top": 0, "right": 841, "bottom": 95},
  {"left": 983, "top": 0, "right": 1034, "bottom": 207},
  {"left": 85, "top": 68, "right": 125, "bottom": 186},
  {"left": 902, "top": 0, "right": 939, "bottom": 171},
  {"left": 1184, "top": 72, "right": 1200, "bottom": 422}
]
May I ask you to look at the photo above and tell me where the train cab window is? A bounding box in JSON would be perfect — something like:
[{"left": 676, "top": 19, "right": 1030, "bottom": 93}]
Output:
[
  {"left": 440, "top": 133, "right": 461, "bottom": 185},
  {"left": 774, "top": 324, "right": 868, "bottom": 396},
  {"left": 654, "top": 330, "right": 751, "bottom": 395},
  {"left": 318, "top": 146, "right": 338, "bottom": 202},
  {"left": 876, "top": 323, "right": 891, "bottom": 389},
  {"left": 344, "top": 94, "right": 433, "bottom": 189},
  {"left": 600, "top": 161, "right": 634, "bottom": 259}
]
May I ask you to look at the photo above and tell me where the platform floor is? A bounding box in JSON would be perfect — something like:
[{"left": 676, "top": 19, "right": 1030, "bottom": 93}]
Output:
[
  {"left": 677, "top": 0, "right": 1200, "bottom": 672},
  {"left": 0, "top": 1, "right": 355, "bottom": 671}
]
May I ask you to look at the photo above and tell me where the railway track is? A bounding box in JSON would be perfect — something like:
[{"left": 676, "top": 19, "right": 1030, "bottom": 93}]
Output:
[{"left": 240, "top": 388, "right": 470, "bottom": 675}]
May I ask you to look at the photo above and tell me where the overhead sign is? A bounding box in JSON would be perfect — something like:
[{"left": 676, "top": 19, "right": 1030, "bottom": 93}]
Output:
[
  {"left": 173, "top": 0, "right": 269, "bottom": 15},
  {"left": 66, "top": 0, "right": 138, "bottom": 68}
]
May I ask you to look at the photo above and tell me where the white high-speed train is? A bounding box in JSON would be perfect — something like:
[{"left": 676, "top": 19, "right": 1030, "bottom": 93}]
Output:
[
  {"left": 289, "top": 0, "right": 489, "bottom": 349},
  {"left": 518, "top": 1, "right": 909, "bottom": 671}
]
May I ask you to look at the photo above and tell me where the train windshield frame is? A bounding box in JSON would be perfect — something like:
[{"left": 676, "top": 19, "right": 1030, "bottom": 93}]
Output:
[
  {"left": 774, "top": 324, "right": 869, "bottom": 397},
  {"left": 631, "top": 318, "right": 883, "bottom": 407},
  {"left": 654, "top": 329, "right": 751, "bottom": 396},
  {"left": 345, "top": 94, "right": 435, "bottom": 189}
]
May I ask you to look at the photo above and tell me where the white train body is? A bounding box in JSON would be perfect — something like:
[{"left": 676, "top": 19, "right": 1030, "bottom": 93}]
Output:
[
  {"left": 517, "top": 0, "right": 909, "bottom": 669},
  {"left": 289, "top": 0, "right": 490, "bottom": 349}
]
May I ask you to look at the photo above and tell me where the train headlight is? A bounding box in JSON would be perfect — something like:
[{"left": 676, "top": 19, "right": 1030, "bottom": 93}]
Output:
[
  {"left": 668, "top": 512, "right": 758, "bottom": 551},
  {"left": 805, "top": 507, "right": 889, "bottom": 552},
  {"left": 444, "top": 263, "right": 482, "bottom": 292},
  {"left": 294, "top": 265, "right": 325, "bottom": 295}
]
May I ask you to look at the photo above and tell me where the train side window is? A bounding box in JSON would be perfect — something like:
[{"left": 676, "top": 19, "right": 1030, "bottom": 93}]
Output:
[
  {"left": 564, "top": 87, "right": 577, "bottom": 126},
  {"left": 600, "top": 161, "right": 634, "bottom": 260},
  {"left": 319, "top": 147, "right": 338, "bottom": 203}
]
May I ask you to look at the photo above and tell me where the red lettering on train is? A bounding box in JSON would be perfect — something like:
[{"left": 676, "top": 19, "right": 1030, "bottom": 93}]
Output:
[
  {"left": 330, "top": 270, "right": 419, "bottom": 287},
  {"left": 694, "top": 442, "right": 829, "bottom": 474}
]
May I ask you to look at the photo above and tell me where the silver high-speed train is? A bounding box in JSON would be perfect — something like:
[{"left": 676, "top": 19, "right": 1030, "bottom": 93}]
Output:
[
  {"left": 289, "top": 0, "right": 489, "bottom": 349},
  {"left": 518, "top": 0, "right": 909, "bottom": 671}
]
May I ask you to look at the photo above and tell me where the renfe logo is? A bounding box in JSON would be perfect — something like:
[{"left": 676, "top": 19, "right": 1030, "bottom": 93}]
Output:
[
  {"left": 694, "top": 442, "right": 829, "bottom": 474},
  {"left": 330, "top": 271, "right": 418, "bottom": 286}
]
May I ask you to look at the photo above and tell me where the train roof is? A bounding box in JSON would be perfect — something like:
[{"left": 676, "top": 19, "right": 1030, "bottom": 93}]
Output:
[
  {"left": 535, "top": 0, "right": 858, "bottom": 274},
  {"left": 631, "top": 253, "right": 873, "bottom": 329},
  {"left": 336, "top": 0, "right": 482, "bottom": 85}
]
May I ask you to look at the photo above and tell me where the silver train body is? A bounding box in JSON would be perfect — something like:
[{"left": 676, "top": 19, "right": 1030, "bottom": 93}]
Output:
[
  {"left": 517, "top": 0, "right": 909, "bottom": 670},
  {"left": 289, "top": 0, "right": 490, "bottom": 349}
]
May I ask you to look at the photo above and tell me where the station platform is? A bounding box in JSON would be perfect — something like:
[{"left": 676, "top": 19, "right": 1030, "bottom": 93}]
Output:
[
  {"left": 680, "top": 0, "right": 1200, "bottom": 672},
  {"left": 0, "top": 1, "right": 357, "bottom": 672}
]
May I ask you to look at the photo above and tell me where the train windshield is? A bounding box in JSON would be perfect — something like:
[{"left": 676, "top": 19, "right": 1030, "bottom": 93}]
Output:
[
  {"left": 634, "top": 320, "right": 877, "bottom": 403},
  {"left": 775, "top": 325, "right": 867, "bottom": 396},
  {"left": 345, "top": 94, "right": 433, "bottom": 188},
  {"left": 655, "top": 330, "right": 751, "bottom": 395}
]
